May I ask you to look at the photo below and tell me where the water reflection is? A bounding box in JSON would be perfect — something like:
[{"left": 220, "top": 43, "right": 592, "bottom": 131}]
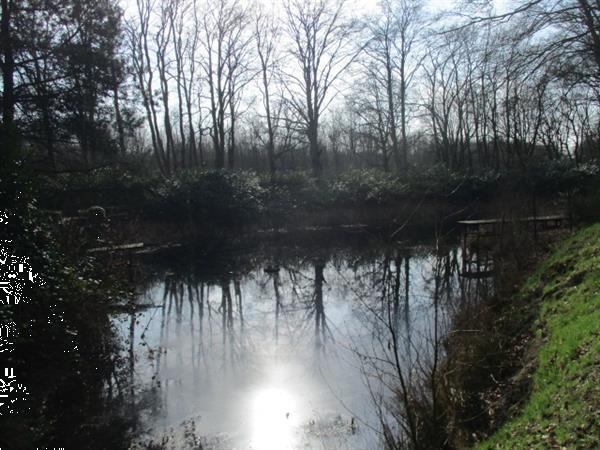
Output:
[
  {"left": 118, "top": 238, "right": 492, "bottom": 449},
  {"left": 250, "top": 387, "right": 297, "bottom": 450}
]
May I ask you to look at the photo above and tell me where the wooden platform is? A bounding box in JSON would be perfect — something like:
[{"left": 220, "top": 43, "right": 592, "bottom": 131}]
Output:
[
  {"left": 457, "top": 214, "right": 570, "bottom": 278},
  {"left": 87, "top": 242, "right": 144, "bottom": 254},
  {"left": 458, "top": 214, "right": 570, "bottom": 238},
  {"left": 458, "top": 214, "right": 569, "bottom": 230}
]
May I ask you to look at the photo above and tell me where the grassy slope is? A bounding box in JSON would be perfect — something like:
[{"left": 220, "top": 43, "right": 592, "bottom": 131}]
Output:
[{"left": 478, "top": 224, "right": 600, "bottom": 449}]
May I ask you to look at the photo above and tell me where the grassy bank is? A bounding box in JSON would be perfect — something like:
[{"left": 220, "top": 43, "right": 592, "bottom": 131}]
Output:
[{"left": 478, "top": 224, "right": 600, "bottom": 449}]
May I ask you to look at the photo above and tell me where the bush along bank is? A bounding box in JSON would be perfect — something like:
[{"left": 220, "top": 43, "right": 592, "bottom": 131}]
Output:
[
  {"left": 36, "top": 163, "right": 600, "bottom": 232},
  {"left": 477, "top": 224, "right": 600, "bottom": 449},
  {"left": 0, "top": 185, "right": 134, "bottom": 448}
]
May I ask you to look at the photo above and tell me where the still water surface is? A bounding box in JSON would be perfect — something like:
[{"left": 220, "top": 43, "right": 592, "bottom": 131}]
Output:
[{"left": 116, "top": 236, "right": 489, "bottom": 449}]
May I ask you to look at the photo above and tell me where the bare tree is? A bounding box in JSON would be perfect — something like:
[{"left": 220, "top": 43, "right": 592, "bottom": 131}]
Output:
[
  {"left": 121, "top": 0, "right": 600, "bottom": 174},
  {"left": 254, "top": 7, "right": 280, "bottom": 176},
  {"left": 201, "top": 0, "right": 252, "bottom": 170},
  {"left": 127, "top": 0, "right": 168, "bottom": 174},
  {"left": 349, "top": 77, "right": 394, "bottom": 170},
  {"left": 282, "top": 0, "right": 361, "bottom": 177},
  {"left": 155, "top": 0, "right": 177, "bottom": 170},
  {"left": 169, "top": 0, "right": 189, "bottom": 167},
  {"left": 0, "top": 0, "right": 14, "bottom": 125},
  {"left": 452, "top": 0, "right": 600, "bottom": 86},
  {"left": 379, "top": 0, "right": 422, "bottom": 175}
]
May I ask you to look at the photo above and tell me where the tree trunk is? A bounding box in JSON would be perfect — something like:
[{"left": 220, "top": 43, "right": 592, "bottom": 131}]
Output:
[
  {"left": 309, "top": 121, "right": 322, "bottom": 178},
  {"left": 112, "top": 63, "right": 126, "bottom": 156},
  {"left": 1, "top": 0, "right": 18, "bottom": 165}
]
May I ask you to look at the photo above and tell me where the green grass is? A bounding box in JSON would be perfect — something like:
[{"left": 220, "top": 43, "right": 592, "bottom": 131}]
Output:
[{"left": 478, "top": 224, "right": 600, "bottom": 449}]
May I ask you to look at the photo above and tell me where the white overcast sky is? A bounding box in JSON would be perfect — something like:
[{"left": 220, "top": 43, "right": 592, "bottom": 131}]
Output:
[{"left": 120, "top": 0, "right": 509, "bottom": 20}]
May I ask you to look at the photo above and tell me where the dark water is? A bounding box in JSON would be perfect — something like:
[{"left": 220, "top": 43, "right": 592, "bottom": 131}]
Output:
[{"left": 115, "top": 235, "right": 491, "bottom": 449}]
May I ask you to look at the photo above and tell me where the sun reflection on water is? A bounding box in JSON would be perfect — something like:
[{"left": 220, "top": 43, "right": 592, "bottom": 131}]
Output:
[{"left": 250, "top": 387, "right": 298, "bottom": 450}]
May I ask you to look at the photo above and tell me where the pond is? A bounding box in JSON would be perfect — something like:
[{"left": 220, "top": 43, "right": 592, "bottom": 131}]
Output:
[{"left": 115, "top": 234, "right": 492, "bottom": 449}]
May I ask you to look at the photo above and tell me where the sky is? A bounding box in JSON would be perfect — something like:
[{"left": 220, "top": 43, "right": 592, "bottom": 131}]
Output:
[{"left": 120, "top": 0, "right": 508, "bottom": 19}]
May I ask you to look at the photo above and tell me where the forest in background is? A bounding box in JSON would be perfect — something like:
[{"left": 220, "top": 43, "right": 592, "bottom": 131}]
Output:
[{"left": 2, "top": 0, "right": 600, "bottom": 180}]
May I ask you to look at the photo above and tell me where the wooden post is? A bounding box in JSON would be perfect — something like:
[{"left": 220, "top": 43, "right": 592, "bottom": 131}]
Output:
[{"left": 532, "top": 190, "right": 538, "bottom": 244}]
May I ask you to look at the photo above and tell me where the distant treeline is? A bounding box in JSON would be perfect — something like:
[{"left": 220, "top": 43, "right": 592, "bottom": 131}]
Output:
[{"left": 2, "top": 0, "right": 600, "bottom": 178}]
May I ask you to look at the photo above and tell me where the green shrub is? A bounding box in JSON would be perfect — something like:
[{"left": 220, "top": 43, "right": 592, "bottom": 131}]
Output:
[
  {"left": 0, "top": 193, "right": 132, "bottom": 448},
  {"left": 34, "top": 162, "right": 600, "bottom": 229},
  {"left": 146, "top": 170, "right": 264, "bottom": 226},
  {"left": 572, "top": 178, "right": 600, "bottom": 223},
  {"left": 331, "top": 169, "right": 407, "bottom": 204}
]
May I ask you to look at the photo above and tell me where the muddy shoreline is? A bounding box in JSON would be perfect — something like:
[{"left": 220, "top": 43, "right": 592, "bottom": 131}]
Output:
[{"left": 58, "top": 194, "right": 567, "bottom": 254}]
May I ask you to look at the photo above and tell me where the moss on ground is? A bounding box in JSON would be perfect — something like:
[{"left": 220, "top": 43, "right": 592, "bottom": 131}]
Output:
[{"left": 478, "top": 224, "right": 600, "bottom": 449}]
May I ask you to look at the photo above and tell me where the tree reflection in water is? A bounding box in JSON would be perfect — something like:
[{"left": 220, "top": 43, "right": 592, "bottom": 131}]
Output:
[{"left": 120, "top": 238, "right": 493, "bottom": 449}]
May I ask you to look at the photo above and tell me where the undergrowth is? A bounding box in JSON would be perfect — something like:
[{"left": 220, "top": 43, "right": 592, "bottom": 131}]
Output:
[
  {"left": 0, "top": 172, "right": 134, "bottom": 449},
  {"left": 36, "top": 163, "right": 600, "bottom": 225}
]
